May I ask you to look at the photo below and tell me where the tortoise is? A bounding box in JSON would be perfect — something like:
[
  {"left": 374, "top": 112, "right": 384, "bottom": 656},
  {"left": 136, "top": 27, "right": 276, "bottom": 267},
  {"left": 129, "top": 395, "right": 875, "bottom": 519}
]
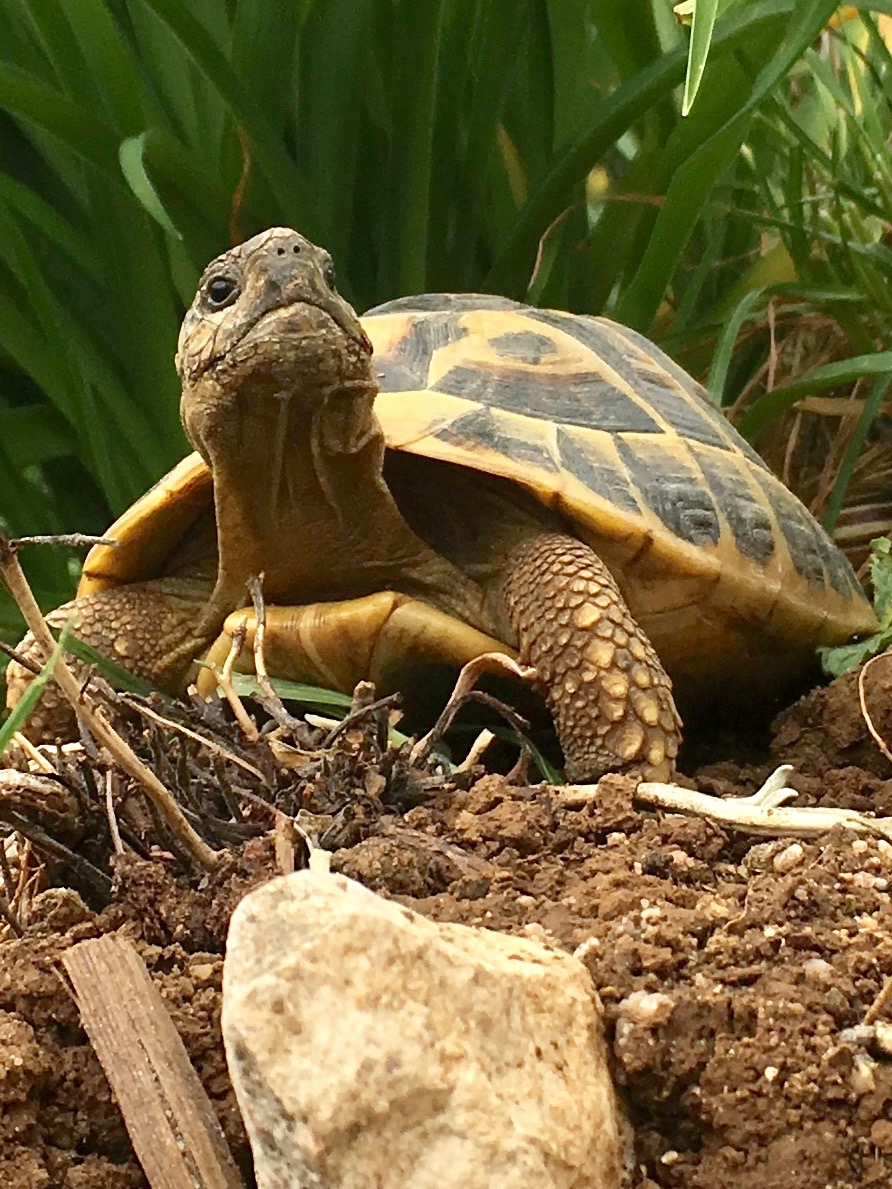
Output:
[{"left": 7, "top": 227, "right": 877, "bottom": 780}]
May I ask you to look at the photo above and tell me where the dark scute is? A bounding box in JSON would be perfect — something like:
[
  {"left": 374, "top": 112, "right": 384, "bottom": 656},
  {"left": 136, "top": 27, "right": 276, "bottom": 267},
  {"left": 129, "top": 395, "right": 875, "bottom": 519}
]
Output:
[
  {"left": 695, "top": 450, "right": 776, "bottom": 563},
  {"left": 489, "top": 331, "right": 558, "bottom": 363},
  {"left": 821, "top": 534, "right": 863, "bottom": 599},
  {"left": 436, "top": 407, "right": 560, "bottom": 473},
  {"left": 637, "top": 380, "right": 732, "bottom": 449},
  {"left": 615, "top": 438, "right": 721, "bottom": 547},
  {"left": 366, "top": 293, "right": 524, "bottom": 316},
  {"left": 608, "top": 321, "right": 773, "bottom": 473},
  {"left": 433, "top": 364, "right": 663, "bottom": 433},
  {"left": 374, "top": 314, "right": 468, "bottom": 392},
  {"left": 557, "top": 429, "right": 642, "bottom": 515},
  {"left": 753, "top": 471, "right": 827, "bottom": 585},
  {"left": 527, "top": 310, "right": 642, "bottom": 387}
]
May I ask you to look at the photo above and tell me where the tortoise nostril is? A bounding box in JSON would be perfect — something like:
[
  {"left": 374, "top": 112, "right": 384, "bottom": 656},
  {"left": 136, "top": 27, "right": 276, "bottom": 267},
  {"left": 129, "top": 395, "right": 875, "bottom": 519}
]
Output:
[
  {"left": 276, "top": 247, "right": 285, "bottom": 256},
  {"left": 292, "top": 244, "right": 300, "bottom": 254}
]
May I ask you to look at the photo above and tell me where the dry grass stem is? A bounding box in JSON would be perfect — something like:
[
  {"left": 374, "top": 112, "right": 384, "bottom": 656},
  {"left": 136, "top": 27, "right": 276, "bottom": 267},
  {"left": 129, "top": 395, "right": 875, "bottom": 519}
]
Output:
[
  {"left": 857, "top": 655, "right": 892, "bottom": 767},
  {"left": 455, "top": 728, "right": 496, "bottom": 772},
  {"left": 11, "top": 534, "right": 118, "bottom": 550},
  {"left": 0, "top": 890, "right": 22, "bottom": 936},
  {"left": 246, "top": 574, "right": 306, "bottom": 733},
  {"left": 411, "top": 652, "right": 536, "bottom": 764},
  {"left": 11, "top": 732, "right": 56, "bottom": 773},
  {"left": 104, "top": 771, "right": 124, "bottom": 856},
  {"left": 119, "top": 694, "right": 266, "bottom": 782},
  {"left": 0, "top": 532, "right": 219, "bottom": 869},
  {"left": 214, "top": 619, "right": 260, "bottom": 740},
  {"left": 0, "top": 639, "right": 42, "bottom": 676},
  {"left": 864, "top": 975, "right": 892, "bottom": 1026}
]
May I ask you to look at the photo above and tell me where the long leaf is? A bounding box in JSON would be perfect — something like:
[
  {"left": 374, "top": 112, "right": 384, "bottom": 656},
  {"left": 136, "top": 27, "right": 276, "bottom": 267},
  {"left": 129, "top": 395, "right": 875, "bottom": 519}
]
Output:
[
  {"left": 737, "top": 353, "right": 892, "bottom": 439},
  {"left": 485, "top": 0, "right": 797, "bottom": 295}
]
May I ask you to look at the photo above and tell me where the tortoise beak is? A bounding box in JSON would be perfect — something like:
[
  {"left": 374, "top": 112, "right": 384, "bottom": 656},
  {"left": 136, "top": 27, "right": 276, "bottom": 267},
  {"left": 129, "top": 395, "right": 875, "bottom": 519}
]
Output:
[{"left": 246, "top": 230, "right": 367, "bottom": 351}]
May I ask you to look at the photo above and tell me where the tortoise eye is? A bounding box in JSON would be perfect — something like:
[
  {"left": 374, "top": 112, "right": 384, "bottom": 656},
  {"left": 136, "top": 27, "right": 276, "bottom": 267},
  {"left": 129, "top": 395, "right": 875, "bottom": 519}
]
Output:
[{"left": 206, "top": 276, "right": 239, "bottom": 309}]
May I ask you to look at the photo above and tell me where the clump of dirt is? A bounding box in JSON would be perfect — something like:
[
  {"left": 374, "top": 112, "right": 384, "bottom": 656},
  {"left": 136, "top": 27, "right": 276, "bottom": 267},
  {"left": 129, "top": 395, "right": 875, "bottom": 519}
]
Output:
[{"left": 1, "top": 668, "right": 892, "bottom": 1188}]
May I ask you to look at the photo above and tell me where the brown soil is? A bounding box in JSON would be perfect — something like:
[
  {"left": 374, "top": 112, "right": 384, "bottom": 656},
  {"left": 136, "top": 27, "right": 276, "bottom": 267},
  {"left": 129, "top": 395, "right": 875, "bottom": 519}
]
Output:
[{"left": 2, "top": 658, "right": 892, "bottom": 1188}]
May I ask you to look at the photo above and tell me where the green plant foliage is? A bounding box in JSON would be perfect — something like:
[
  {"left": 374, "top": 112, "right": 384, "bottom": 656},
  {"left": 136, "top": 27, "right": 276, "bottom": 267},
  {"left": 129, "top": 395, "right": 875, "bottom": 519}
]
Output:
[
  {"left": 0, "top": 614, "right": 70, "bottom": 751},
  {"left": 0, "top": 0, "right": 888, "bottom": 646},
  {"left": 821, "top": 538, "right": 892, "bottom": 676}
]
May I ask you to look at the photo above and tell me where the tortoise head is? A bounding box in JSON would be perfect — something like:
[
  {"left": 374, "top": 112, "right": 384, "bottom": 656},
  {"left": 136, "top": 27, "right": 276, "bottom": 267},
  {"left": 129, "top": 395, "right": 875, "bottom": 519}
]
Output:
[{"left": 176, "top": 228, "right": 374, "bottom": 458}]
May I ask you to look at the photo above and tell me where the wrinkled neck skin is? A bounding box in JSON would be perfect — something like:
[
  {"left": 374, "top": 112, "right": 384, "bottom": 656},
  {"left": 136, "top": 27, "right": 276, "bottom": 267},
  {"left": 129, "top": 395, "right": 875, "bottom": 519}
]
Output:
[{"left": 183, "top": 362, "right": 490, "bottom": 633}]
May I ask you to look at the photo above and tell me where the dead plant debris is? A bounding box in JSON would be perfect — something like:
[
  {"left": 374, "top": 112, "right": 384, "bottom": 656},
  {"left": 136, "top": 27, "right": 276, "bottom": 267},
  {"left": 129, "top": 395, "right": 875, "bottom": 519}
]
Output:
[{"left": 1, "top": 603, "right": 892, "bottom": 1185}]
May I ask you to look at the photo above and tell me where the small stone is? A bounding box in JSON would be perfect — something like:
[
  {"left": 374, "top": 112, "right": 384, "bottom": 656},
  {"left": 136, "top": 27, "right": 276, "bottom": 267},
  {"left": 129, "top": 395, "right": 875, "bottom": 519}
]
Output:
[
  {"left": 772, "top": 843, "right": 804, "bottom": 873},
  {"left": 741, "top": 842, "right": 777, "bottom": 873},
  {"left": 616, "top": 990, "right": 675, "bottom": 1027},
  {"left": 224, "top": 870, "right": 626, "bottom": 1188},
  {"left": 573, "top": 937, "right": 600, "bottom": 961},
  {"left": 839, "top": 1024, "right": 875, "bottom": 1047},
  {"left": 763, "top": 1065, "right": 779, "bottom": 1082},
  {"left": 802, "top": 958, "right": 834, "bottom": 985},
  {"left": 851, "top": 1054, "right": 877, "bottom": 1095},
  {"left": 874, "top": 1021, "right": 892, "bottom": 1056},
  {"left": 851, "top": 871, "right": 880, "bottom": 888}
]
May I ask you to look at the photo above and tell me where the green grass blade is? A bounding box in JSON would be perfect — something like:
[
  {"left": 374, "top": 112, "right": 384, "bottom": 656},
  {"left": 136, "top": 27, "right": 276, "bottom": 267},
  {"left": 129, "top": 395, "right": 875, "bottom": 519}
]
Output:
[
  {"left": 706, "top": 287, "right": 767, "bottom": 401},
  {"left": 63, "top": 634, "right": 159, "bottom": 696},
  {"left": 823, "top": 373, "right": 892, "bottom": 533},
  {"left": 228, "top": 672, "right": 353, "bottom": 712},
  {"left": 682, "top": 0, "right": 719, "bottom": 116},
  {"left": 132, "top": 0, "right": 312, "bottom": 229},
  {"left": 485, "top": 0, "right": 796, "bottom": 295},
  {"left": 737, "top": 352, "right": 892, "bottom": 440},
  {"left": 119, "top": 132, "right": 182, "bottom": 237},
  {"left": 616, "top": 0, "right": 840, "bottom": 330},
  {"left": 0, "top": 616, "right": 72, "bottom": 752},
  {"left": 0, "top": 63, "right": 125, "bottom": 186},
  {"left": 385, "top": 0, "right": 445, "bottom": 295}
]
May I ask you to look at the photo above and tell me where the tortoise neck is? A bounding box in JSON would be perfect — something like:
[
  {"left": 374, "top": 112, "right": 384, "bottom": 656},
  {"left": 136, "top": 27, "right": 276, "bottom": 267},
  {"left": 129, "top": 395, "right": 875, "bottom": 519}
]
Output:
[{"left": 193, "top": 377, "right": 462, "bottom": 619}]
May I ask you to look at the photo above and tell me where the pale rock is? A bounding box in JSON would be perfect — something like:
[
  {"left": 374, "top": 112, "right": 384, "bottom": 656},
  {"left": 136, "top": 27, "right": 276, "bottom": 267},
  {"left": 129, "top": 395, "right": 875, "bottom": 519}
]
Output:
[{"left": 223, "top": 869, "right": 626, "bottom": 1189}]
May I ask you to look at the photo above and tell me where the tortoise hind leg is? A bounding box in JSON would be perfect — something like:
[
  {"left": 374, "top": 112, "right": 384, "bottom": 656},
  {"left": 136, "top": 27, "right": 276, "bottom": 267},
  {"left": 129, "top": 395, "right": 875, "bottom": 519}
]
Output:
[
  {"left": 6, "top": 577, "right": 214, "bottom": 740},
  {"left": 501, "top": 531, "right": 681, "bottom": 782}
]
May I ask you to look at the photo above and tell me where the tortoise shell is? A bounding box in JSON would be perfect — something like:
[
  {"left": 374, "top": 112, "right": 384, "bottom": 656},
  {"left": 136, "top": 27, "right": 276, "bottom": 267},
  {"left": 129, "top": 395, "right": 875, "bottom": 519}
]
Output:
[{"left": 80, "top": 294, "right": 876, "bottom": 696}]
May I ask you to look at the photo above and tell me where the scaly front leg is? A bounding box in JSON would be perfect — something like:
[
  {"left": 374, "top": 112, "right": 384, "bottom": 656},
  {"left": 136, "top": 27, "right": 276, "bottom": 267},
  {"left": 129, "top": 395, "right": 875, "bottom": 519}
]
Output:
[{"left": 501, "top": 531, "right": 681, "bottom": 782}]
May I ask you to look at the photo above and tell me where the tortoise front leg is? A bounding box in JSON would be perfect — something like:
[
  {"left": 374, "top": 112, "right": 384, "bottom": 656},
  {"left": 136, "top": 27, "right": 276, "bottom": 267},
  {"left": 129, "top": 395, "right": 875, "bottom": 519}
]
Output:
[
  {"left": 6, "top": 578, "right": 213, "bottom": 739},
  {"left": 501, "top": 532, "right": 681, "bottom": 781}
]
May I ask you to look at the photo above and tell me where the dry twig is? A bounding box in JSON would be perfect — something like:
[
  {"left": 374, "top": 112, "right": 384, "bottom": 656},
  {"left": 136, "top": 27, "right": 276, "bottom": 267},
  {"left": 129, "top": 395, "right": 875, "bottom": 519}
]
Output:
[
  {"left": 118, "top": 694, "right": 266, "bottom": 783},
  {"left": 857, "top": 654, "right": 892, "bottom": 767},
  {"left": 63, "top": 936, "right": 243, "bottom": 1189},
  {"left": 104, "top": 771, "right": 124, "bottom": 856},
  {"left": 559, "top": 765, "right": 892, "bottom": 840},
  {"left": 207, "top": 618, "right": 260, "bottom": 741},
  {"left": 11, "top": 534, "right": 118, "bottom": 550},
  {"left": 322, "top": 691, "right": 401, "bottom": 749},
  {"left": 247, "top": 573, "right": 307, "bottom": 735},
  {"left": 0, "top": 531, "right": 219, "bottom": 869},
  {"left": 411, "top": 652, "right": 536, "bottom": 765}
]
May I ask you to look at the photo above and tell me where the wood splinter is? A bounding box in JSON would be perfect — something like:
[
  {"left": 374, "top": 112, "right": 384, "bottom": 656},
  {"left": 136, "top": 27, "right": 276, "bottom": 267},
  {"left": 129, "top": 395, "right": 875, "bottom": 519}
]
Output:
[
  {"left": 62, "top": 935, "right": 244, "bottom": 1189},
  {"left": 559, "top": 764, "right": 892, "bottom": 841}
]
